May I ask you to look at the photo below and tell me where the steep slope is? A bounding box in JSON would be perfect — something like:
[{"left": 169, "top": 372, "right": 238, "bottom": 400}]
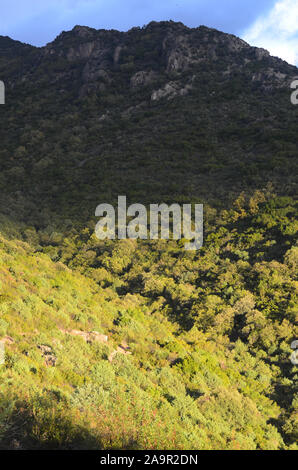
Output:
[
  {"left": 0, "top": 194, "right": 297, "bottom": 449},
  {"left": 0, "top": 21, "right": 297, "bottom": 227},
  {"left": 0, "top": 22, "right": 297, "bottom": 450}
]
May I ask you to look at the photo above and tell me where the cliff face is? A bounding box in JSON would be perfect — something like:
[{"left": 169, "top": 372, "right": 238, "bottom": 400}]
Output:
[
  {"left": 0, "top": 21, "right": 297, "bottom": 224},
  {"left": 3, "top": 21, "right": 295, "bottom": 98}
]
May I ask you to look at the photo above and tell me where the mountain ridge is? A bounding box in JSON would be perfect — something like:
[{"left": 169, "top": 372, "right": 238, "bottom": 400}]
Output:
[{"left": 0, "top": 20, "right": 297, "bottom": 227}]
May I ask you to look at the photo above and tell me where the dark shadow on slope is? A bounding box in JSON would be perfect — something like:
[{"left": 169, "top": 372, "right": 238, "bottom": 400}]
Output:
[{"left": 0, "top": 398, "right": 139, "bottom": 450}]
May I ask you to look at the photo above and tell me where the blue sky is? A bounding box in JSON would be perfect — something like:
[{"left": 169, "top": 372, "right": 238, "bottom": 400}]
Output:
[{"left": 0, "top": 0, "right": 298, "bottom": 64}]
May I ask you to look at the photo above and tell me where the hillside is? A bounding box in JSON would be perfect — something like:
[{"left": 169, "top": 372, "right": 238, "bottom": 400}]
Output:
[
  {"left": 0, "top": 21, "right": 297, "bottom": 450},
  {"left": 0, "top": 21, "right": 297, "bottom": 226},
  {"left": 0, "top": 194, "right": 297, "bottom": 449}
]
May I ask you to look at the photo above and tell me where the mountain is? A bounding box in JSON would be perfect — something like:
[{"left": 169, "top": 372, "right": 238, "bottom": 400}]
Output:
[
  {"left": 0, "top": 22, "right": 297, "bottom": 450},
  {"left": 0, "top": 21, "right": 297, "bottom": 227}
]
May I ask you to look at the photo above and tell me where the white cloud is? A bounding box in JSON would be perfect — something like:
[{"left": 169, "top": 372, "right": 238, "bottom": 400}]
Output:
[{"left": 242, "top": 0, "right": 298, "bottom": 65}]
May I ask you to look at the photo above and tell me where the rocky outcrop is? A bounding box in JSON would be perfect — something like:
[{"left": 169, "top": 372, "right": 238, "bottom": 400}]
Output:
[
  {"left": 8, "top": 20, "right": 296, "bottom": 106},
  {"left": 60, "top": 328, "right": 108, "bottom": 344},
  {"left": 254, "top": 48, "right": 270, "bottom": 60},
  {"left": 251, "top": 67, "right": 288, "bottom": 89},
  {"left": 38, "top": 344, "right": 57, "bottom": 367},
  {"left": 58, "top": 328, "right": 131, "bottom": 363},
  {"left": 221, "top": 34, "right": 249, "bottom": 53},
  {"left": 36, "top": 21, "right": 297, "bottom": 103},
  {"left": 163, "top": 34, "right": 200, "bottom": 72},
  {"left": 66, "top": 41, "right": 95, "bottom": 61},
  {"left": 108, "top": 341, "right": 132, "bottom": 362},
  {"left": 0, "top": 335, "right": 14, "bottom": 344},
  {"left": 163, "top": 28, "right": 249, "bottom": 73},
  {"left": 113, "top": 45, "right": 123, "bottom": 65},
  {"left": 121, "top": 101, "right": 146, "bottom": 118},
  {"left": 151, "top": 76, "right": 195, "bottom": 101},
  {"left": 130, "top": 70, "right": 158, "bottom": 89}
]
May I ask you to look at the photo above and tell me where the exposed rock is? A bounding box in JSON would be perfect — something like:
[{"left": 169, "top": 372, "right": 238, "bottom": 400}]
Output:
[
  {"left": 60, "top": 328, "right": 108, "bottom": 344},
  {"left": 67, "top": 41, "right": 95, "bottom": 61},
  {"left": 79, "top": 62, "right": 110, "bottom": 97},
  {"left": 223, "top": 35, "right": 249, "bottom": 53},
  {"left": 163, "top": 28, "right": 250, "bottom": 73},
  {"left": 121, "top": 101, "right": 146, "bottom": 118},
  {"left": 38, "top": 344, "right": 53, "bottom": 354},
  {"left": 98, "top": 113, "right": 110, "bottom": 122},
  {"left": 1, "top": 335, "right": 14, "bottom": 344},
  {"left": 151, "top": 82, "right": 177, "bottom": 101},
  {"left": 290, "top": 350, "right": 298, "bottom": 365},
  {"left": 114, "top": 45, "right": 123, "bottom": 65},
  {"left": 38, "top": 344, "right": 57, "bottom": 367},
  {"left": 90, "top": 331, "right": 109, "bottom": 343},
  {"left": 254, "top": 48, "right": 270, "bottom": 60},
  {"left": 117, "top": 345, "right": 132, "bottom": 355},
  {"left": 38, "top": 21, "right": 295, "bottom": 104},
  {"left": 45, "top": 355, "right": 57, "bottom": 367},
  {"left": 120, "top": 340, "right": 131, "bottom": 350},
  {"left": 151, "top": 79, "right": 194, "bottom": 102},
  {"left": 251, "top": 67, "right": 288, "bottom": 89},
  {"left": 130, "top": 70, "right": 158, "bottom": 89},
  {"left": 163, "top": 34, "right": 196, "bottom": 73},
  {"left": 72, "top": 25, "right": 95, "bottom": 38},
  {"left": 108, "top": 341, "right": 132, "bottom": 363}
]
